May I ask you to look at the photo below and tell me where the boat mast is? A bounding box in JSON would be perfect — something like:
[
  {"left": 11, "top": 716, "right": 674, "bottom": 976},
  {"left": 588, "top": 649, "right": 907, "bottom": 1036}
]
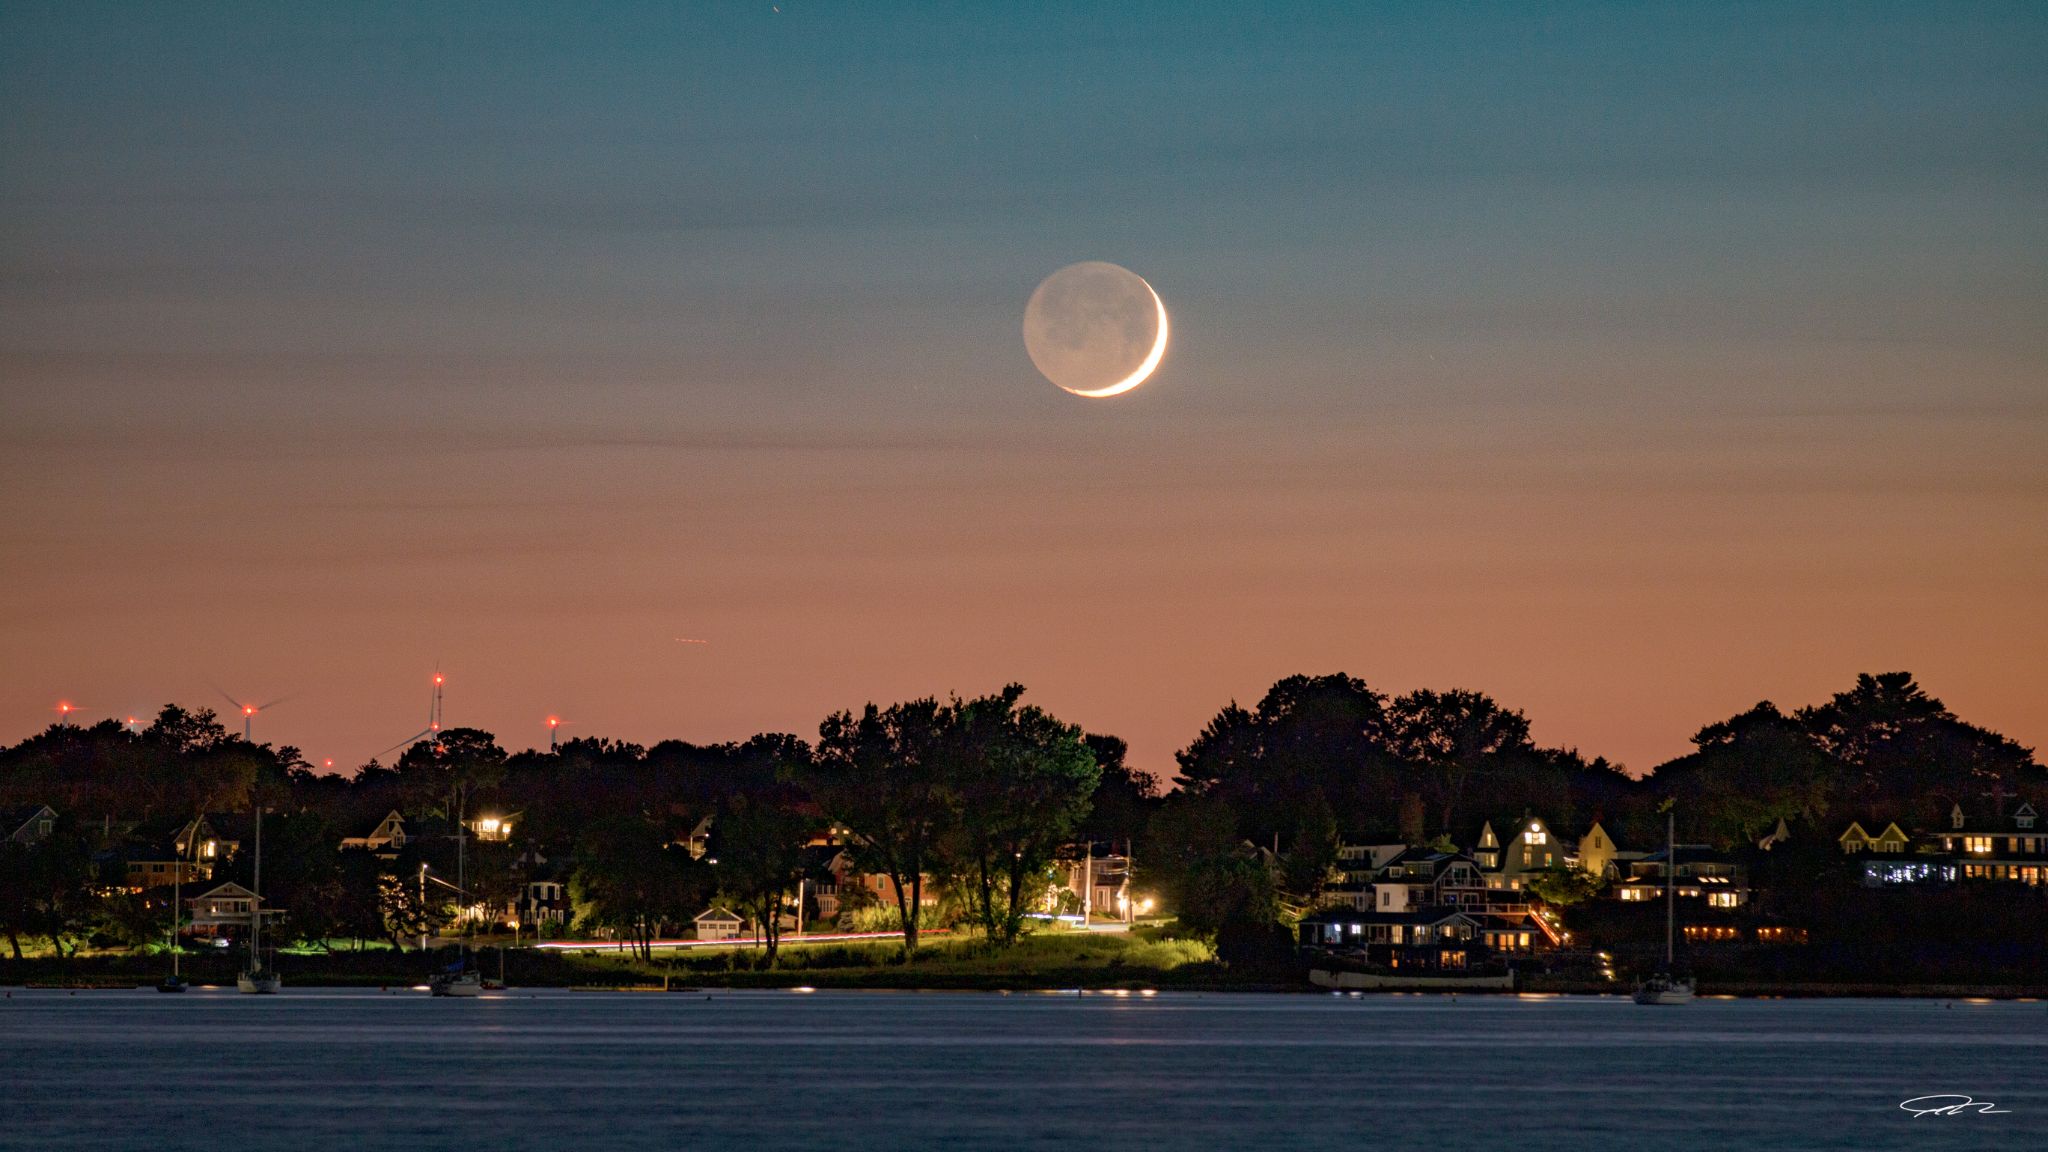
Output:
[
  {"left": 251, "top": 805, "right": 263, "bottom": 970},
  {"left": 171, "top": 847, "right": 180, "bottom": 978},
  {"left": 1664, "top": 807, "right": 1675, "bottom": 968}
]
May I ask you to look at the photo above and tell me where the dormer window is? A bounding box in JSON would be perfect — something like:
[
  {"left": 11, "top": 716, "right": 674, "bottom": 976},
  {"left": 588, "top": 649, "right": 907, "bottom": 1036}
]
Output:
[
  {"left": 2017, "top": 805, "right": 2037, "bottom": 830},
  {"left": 1952, "top": 804, "right": 1966, "bottom": 831}
]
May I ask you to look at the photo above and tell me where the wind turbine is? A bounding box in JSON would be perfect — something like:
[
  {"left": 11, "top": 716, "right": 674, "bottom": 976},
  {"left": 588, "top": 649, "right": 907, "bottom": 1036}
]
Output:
[
  {"left": 215, "top": 686, "right": 291, "bottom": 743},
  {"left": 546, "top": 714, "right": 576, "bottom": 751},
  {"left": 374, "top": 671, "right": 447, "bottom": 760}
]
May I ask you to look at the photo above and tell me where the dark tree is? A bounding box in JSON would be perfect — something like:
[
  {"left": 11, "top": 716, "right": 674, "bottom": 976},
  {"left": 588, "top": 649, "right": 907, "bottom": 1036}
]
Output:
[
  {"left": 1387, "top": 688, "right": 1537, "bottom": 835},
  {"left": 1145, "top": 791, "right": 1277, "bottom": 939},
  {"left": 713, "top": 787, "right": 815, "bottom": 965},
  {"left": 1647, "top": 702, "right": 1836, "bottom": 848},
  {"left": 807, "top": 698, "right": 956, "bottom": 954},
  {"left": 939, "top": 686, "right": 1099, "bottom": 945},
  {"left": 570, "top": 815, "right": 706, "bottom": 961},
  {"left": 1797, "top": 672, "right": 2040, "bottom": 817},
  {"left": 1176, "top": 673, "right": 1403, "bottom": 847},
  {"left": 1074, "top": 733, "right": 1160, "bottom": 849}
]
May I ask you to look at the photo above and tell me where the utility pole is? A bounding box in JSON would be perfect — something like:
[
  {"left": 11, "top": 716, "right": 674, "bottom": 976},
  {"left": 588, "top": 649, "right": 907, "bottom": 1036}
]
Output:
[
  {"left": 1125, "top": 838, "right": 1134, "bottom": 924},
  {"left": 1081, "top": 841, "right": 1092, "bottom": 927}
]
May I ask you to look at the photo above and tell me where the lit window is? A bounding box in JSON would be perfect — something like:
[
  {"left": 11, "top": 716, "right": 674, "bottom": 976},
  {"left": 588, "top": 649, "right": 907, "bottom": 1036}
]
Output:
[
  {"left": 1965, "top": 836, "right": 1993, "bottom": 854},
  {"left": 1524, "top": 828, "right": 1547, "bottom": 845}
]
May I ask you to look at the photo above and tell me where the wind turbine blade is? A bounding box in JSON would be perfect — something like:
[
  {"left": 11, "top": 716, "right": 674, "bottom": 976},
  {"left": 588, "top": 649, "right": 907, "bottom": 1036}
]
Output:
[
  {"left": 375, "top": 728, "right": 435, "bottom": 759},
  {"left": 257, "top": 695, "right": 294, "bottom": 711},
  {"left": 211, "top": 683, "right": 246, "bottom": 711}
]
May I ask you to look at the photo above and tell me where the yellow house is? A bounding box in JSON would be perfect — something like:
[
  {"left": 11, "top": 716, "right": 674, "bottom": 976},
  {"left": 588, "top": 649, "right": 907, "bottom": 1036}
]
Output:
[
  {"left": 1838, "top": 821, "right": 1909, "bottom": 854},
  {"left": 1577, "top": 822, "right": 1618, "bottom": 878}
]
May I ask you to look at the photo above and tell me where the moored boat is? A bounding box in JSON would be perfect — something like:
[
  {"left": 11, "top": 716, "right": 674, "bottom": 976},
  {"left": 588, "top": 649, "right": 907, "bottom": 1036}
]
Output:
[{"left": 1634, "top": 804, "right": 1691, "bottom": 1006}]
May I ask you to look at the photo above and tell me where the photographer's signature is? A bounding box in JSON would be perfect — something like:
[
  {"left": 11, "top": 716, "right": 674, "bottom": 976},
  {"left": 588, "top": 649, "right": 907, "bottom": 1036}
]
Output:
[{"left": 1899, "top": 1095, "right": 2009, "bottom": 1117}]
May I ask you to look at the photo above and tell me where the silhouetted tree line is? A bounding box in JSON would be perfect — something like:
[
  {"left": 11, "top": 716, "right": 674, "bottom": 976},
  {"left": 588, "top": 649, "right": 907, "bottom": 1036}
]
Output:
[{"left": 1, "top": 669, "right": 2036, "bottom": 966}]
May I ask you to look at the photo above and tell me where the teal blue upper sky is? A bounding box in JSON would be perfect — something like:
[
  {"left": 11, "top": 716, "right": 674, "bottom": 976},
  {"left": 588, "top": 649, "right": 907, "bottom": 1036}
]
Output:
[{"left": 3, "top": 3, "right": 2043, "bottom": 774}]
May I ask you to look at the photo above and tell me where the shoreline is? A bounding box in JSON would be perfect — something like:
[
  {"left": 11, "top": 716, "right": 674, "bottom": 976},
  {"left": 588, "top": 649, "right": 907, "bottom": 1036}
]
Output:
[{"left": 8, "top": 965, "right": 2047, "bottom": 1000}]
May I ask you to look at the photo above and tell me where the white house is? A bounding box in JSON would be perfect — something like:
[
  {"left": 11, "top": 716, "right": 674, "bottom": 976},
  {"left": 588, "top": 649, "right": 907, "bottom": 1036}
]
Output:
[
  {"left": 693, "top": 906, "right": 744, "bottom": 941},
  {"left": 185, "top": 882, "right": 278, "bottom": 937},
  {"left": 339, "top": 810, "right": 409, "bottom": 854}
]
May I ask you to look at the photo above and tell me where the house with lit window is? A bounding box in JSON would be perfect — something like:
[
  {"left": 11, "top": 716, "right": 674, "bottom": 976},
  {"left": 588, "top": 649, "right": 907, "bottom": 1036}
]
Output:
[
  {"left": 468, "top": 812, "right": 518, "bottom": 843},
  {"left": 1473, "top": 816, "right": 1567, "bottom": 892},
  {"left": 185, "top": 881, "right": 282, "bottom": 938},
  {"left": 1929, "top": 802, "right": 2047, "bottom": 885},
  {"left": 1324, "top": 842, "right": 1411, "bottom": 909},
  {"left": 114, "top": 814, "right": 237, "bottom": 891},
  {"left": 1053, "top": 842, "right": 1133, "bottom": 920},
  {"left": 518, "top": 866, "right": 571, "bottom": 930},
  {"left": 1575, "top": 822, "right": 1621, "bottom": 878},
  {"left": 1837, "top": 820, "right": 1911, "bottom": 856},
  {"left": 339, "top": 810, "right": 410, "bottom": 855},
  {"left": 1366, "top": 848, "right": 1494, "bottom": 913},
  {"left": 1297, "top": 906, "right": 1487, "bottom": 971},
  {"left": 1853, "top": 802, "right": 2048, "bottom": 888},
  {"left": 1612, "top": 845, "right": 1749, "bottom": 908},
  {"left": 1301, "top": 835, "right": 1562, "bottom": 969}
]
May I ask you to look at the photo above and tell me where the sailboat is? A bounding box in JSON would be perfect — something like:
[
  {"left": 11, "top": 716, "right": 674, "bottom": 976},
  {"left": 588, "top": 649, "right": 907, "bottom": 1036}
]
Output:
[
  {"left": 156, "top": 850, "right": 188, "bottom": 993},
  {"left": 1633, "top": 805, "right": 1695, "bottom": 1006},
  {"left": 237, "top": 805, "right": 282, "bottom": 994},
  {"left": 430, "top": 801, "right": 483, "bottom": 997}
]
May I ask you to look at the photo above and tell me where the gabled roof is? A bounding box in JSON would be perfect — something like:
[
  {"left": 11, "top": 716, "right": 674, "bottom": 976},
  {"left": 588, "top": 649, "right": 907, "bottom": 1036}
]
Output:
[
  {"left": 189, "top": 881, "right": 257, "bottom": 901},
  {"left": 1375, "top": 847, "right": 1481, "bottom": 874},
  {"left": 1634, "top": 844, "right": 1737, "bottom": 866},
  {"left": 1301, "top": 906, "right": 1481, "bottom": 927},
  {"left": 4, "top": 804, "right": 56, "bottom": 836},
  {"left": 695, "top": 905, "right": 742, "bottom": 923}
]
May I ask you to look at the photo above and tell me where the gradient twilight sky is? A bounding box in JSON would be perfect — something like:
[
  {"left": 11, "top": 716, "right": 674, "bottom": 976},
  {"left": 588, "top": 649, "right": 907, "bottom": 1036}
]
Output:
[{"left": 3, "top": 2, "right": 2043, "bottom": 777}]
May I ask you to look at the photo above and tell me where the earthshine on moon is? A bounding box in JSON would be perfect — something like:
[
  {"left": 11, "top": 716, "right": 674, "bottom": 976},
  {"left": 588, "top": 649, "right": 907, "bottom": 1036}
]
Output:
[{"left": 1022, "top": 261, "right": 1169, "bottom": 398}]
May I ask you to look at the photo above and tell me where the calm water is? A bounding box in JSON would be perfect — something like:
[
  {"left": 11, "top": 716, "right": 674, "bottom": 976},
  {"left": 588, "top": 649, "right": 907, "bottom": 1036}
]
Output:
[{"left": 4, "top": 989, "right": 2046, "bottom": 1151}]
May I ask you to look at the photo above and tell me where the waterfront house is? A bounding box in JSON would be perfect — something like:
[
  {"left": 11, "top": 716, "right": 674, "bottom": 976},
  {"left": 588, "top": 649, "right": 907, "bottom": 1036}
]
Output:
[
  {"left": 801, "top": 844, "right": 849, "bottom": 923},
  {"left": 1473, "top": 816, "right": 1565, "bottom": 892},
  {"left": 1613, "top": 845, "right": 1749, "bottom": 908},
  {"left": 1054, "top": 842, "right": 1132, "bottom": 920},
  {"left": 1576, "top": 822, "right": 1620, "bottom": 878},
  {"left": 186, "top": 881, "right": 282, "bottom": 938},
  {"left": 1833, "top": 803, "right": 2047, "bottom": 887},
  {"left": 693, "top": 906, "right": 744, "bottom": 941},
  {"left": 517, "top": 860, "right": 571, "bottom": 930},
  {"left": 1837, "top": 820, "right": 1910, "bottom": 855},
  {"left": 115, "top": 815, "right": 233, "bottom": 891},
  {"left": 1930, "top": 802, "right": 2048, "bottom": 884},
  {"left": 1367, "top": 848, "right": 1491, "bottom": 913},
  {"left": 1297, "top": 906, "right": 1487, "bottom": 971}
]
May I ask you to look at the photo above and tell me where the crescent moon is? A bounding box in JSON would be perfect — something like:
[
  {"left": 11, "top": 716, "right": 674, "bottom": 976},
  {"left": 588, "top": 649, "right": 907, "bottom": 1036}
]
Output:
[{"left": 1057, "top": 278, "right": 1169, "bottom": 399}]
